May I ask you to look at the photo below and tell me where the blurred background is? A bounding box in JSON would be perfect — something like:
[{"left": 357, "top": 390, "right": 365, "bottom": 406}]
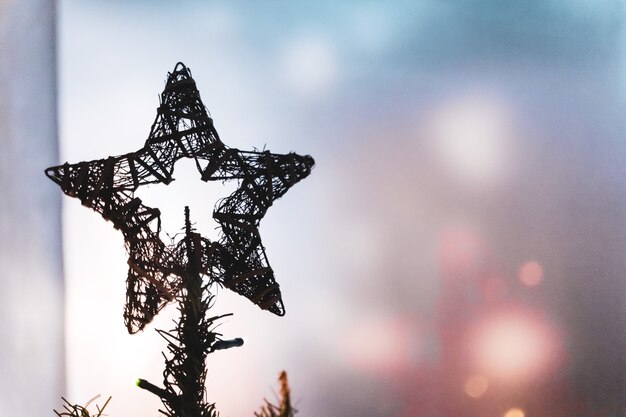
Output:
[{"left": 1, "top": 1, "right": 626, "bottom": 416}]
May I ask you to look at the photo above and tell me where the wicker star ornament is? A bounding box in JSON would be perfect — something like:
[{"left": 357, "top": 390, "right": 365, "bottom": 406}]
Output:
[{"left": 45, "top": 63, "right": 314, "bottom": 334}]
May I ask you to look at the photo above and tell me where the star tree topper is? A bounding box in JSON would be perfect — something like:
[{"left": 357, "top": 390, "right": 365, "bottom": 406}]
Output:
[{"left": 46, "top": 63, "right": 314, "bottom": 334}]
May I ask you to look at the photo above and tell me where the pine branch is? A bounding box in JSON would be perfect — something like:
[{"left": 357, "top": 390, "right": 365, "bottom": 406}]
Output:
[
  {"left": 53, "top": 395, "right": 111, "bottom": 417},
  {"left": 255, "top": 371, "right": 296, "bottom": 417}
]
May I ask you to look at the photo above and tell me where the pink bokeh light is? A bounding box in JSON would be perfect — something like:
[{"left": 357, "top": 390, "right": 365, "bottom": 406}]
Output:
[
  {"left": 466, "top": 305, "right": 564, "bottom": 381},
  {"left": 518, "top": 260, "right": 544, "bottom": 287}
]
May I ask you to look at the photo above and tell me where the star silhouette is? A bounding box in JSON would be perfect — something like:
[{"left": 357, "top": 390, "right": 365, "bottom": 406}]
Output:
[{"left": 45, "top": 63, "right": 314, "bottom": 333}]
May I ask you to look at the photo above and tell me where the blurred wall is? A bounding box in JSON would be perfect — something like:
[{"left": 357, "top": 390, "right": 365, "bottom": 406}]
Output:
[{"left": 0, "top": 1, "right": 64, "bottom": 415}]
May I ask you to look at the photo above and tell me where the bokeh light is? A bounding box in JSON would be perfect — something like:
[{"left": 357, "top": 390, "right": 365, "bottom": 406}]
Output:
[
  {"left": 468, "top": 309, "right": 560, "bottom": 380},
  {"left": 503, "top": 407, "right": 525, "bottom": 417},
  {"left": 518, "top": 260, "right": 544, "bottom": 287},
  {"left": 427, "top": 94, "right": 514, "bottom": 186},
  {"left": 280, "top": 33, "right": 339, "bottom": 99},
  {"left": 464, "top": 375, "right": 489, "bottom": 399}
]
